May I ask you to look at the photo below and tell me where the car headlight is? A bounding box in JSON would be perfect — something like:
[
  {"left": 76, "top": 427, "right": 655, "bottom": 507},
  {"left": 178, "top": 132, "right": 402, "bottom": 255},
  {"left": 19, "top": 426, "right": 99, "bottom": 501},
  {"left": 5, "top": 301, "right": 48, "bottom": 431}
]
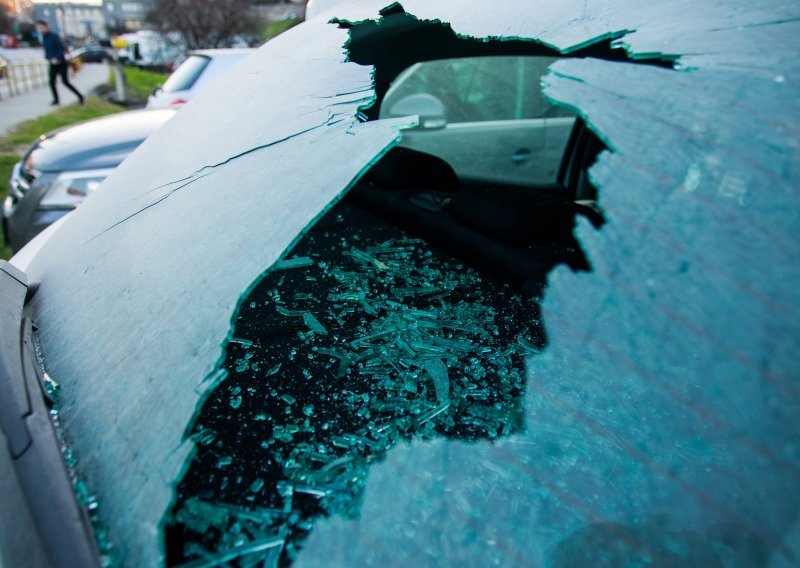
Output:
[
  {"left": 22, "top": 152, "right": 41, "bottom": 182},
  {"left": 39, "top": 168, "right": 115, "bottom": 209}
]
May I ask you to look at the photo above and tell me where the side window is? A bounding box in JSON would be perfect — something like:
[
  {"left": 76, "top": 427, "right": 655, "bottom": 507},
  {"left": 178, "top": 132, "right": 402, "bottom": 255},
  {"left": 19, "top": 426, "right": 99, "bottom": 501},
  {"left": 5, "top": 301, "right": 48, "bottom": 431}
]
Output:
[
  {"left": 379, "top": 56, "right": 575, "bottom": 187},
  {"left": 381, "top": 56, "right": 562, "bottom": 124},
  {"left": 161, "top": 55, "right": 210, "bottom": 93}
]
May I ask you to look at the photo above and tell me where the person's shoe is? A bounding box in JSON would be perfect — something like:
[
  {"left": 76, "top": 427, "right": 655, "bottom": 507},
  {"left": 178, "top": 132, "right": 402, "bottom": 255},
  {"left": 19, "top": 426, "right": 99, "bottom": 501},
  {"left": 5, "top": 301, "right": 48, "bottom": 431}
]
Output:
[
  {"left": 78, "top": 96, "right": 85, "bottom": 106},
  {"left": 50, "top": 101, "right": 60, "bottom": 106}
]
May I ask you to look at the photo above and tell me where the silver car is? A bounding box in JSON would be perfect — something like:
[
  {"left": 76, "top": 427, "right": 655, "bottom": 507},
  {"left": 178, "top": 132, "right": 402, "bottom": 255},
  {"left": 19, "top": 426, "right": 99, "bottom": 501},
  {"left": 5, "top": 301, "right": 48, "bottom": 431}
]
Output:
[
  {"left": 2, "top": 109, "right": 175, "bottom": 252},
  {"left": 146, "top": 48, "right": 256, "bottom": 110}
]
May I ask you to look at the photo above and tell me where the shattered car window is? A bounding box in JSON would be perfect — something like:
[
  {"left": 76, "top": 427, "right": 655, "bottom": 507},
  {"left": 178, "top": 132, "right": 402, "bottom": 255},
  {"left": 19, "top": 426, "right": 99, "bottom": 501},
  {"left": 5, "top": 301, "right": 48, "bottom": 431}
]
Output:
[
  {"left": 166, "top": 202, "right": 548, "bottom": 565},
  {"left": 165, "top": 45, "right": 598, "bottom": 567},
  {"left": 20, "top": 2, "right": 800, "bottom": 567}
]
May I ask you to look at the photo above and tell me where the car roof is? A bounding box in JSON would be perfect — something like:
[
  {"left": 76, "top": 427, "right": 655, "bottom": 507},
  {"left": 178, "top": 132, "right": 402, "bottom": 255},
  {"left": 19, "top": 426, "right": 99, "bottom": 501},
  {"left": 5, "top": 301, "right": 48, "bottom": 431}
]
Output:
[
  {"left": 21, "top": 1, "right": 800, "bottom": 566},
  {"left": 189, "top": 48, "right": 256, "bottom": 58}
]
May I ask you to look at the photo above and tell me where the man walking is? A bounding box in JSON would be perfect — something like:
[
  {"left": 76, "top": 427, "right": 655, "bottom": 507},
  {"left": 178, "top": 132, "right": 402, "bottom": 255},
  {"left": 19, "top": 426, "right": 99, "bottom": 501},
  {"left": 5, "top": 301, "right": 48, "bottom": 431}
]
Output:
[{"left": 35, "top": 20, "right": 84, "bottom": 106}]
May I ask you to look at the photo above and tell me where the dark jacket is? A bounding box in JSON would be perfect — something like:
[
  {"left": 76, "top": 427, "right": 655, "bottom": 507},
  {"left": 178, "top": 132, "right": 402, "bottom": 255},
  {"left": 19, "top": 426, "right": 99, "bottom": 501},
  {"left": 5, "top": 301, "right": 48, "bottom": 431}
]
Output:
[{"left": 42, "top": 32, "right": 66, "bottom": 64}]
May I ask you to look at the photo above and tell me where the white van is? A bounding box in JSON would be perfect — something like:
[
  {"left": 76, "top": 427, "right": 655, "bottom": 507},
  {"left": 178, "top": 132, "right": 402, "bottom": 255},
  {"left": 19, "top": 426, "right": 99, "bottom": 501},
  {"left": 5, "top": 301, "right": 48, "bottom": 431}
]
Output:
[{"left": 116, "top": 31, "right": 184, "bottom": 67}]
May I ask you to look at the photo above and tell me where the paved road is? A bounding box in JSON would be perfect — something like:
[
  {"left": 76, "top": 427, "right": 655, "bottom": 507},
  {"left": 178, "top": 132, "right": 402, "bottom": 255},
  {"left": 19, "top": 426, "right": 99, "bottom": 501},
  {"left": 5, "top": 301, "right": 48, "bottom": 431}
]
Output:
[{"left": 0, "top": 61, "right": 111, "bottom": 137}]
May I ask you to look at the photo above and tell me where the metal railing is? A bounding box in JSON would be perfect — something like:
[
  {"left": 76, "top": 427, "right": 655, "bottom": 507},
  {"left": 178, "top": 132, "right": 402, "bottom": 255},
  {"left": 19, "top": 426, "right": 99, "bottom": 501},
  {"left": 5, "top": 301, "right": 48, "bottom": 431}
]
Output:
[{"left": 0, "top": 59, "right": 82, "bottom": 101}]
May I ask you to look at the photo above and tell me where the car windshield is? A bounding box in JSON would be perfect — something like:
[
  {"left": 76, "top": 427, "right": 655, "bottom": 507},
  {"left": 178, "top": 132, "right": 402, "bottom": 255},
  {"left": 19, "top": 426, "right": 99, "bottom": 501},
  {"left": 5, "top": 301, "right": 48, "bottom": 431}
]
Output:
[{"left": 161, "top": 55, "right": 211, "bottom": 93}]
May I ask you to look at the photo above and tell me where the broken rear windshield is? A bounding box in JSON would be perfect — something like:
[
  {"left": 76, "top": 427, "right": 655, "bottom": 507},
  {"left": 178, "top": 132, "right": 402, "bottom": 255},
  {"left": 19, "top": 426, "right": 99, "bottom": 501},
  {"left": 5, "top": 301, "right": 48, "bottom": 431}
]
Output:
[
  {"left": 166, "top": 201, "right": 547, "bottom": 565},
  {"left": 166, "top": 48, "right": 599, "bottom": 566},
  {"left": 21, "top": 2, "right": 799, "bottom": 566}
]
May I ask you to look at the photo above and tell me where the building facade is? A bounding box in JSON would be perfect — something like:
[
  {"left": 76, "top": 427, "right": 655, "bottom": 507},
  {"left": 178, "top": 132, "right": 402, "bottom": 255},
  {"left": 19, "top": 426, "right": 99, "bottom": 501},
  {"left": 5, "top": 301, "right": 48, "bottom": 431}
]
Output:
[
  {"left": 32, "top": 0, "right": 153, "bottom": 39},
  {"left": 33, "top": 1, "right": 106, "bottom": 39},
  {"left": 103, "top": 0, "right": 152, "bottom": 33}
]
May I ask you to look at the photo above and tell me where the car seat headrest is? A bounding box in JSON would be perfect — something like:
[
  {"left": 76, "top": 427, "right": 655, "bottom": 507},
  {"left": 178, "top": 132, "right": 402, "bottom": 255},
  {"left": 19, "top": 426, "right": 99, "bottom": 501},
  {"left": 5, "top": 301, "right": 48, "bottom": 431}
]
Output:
[{"left": 364, "top": 146, "right": 459, "bottom": 192}]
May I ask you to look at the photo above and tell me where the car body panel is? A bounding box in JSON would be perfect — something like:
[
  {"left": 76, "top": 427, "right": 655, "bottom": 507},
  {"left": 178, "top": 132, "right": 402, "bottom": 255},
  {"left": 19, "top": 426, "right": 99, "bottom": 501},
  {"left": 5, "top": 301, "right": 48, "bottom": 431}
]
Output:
[
  {"left": 397, "top": 118, "right": 571, "bottom": 185},
  {"left": 16, "top": 0, "right": 800, "bottom": 566},
  {"left": 9, "top": 214, "right": 70, "bottom": 273},
  {"left": 0, "top": 262, "right": 101, "bottom": 568}
]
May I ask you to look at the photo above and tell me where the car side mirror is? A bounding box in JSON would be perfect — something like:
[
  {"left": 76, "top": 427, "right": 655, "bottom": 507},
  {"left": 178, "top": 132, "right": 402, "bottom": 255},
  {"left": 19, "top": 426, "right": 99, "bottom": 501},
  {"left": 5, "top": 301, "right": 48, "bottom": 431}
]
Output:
[
  {"left": 152, "top": 84, "right": 162, "bottom": 97},
  {"left": 386, "top": 93, "right": 447, "bottom": 130}
]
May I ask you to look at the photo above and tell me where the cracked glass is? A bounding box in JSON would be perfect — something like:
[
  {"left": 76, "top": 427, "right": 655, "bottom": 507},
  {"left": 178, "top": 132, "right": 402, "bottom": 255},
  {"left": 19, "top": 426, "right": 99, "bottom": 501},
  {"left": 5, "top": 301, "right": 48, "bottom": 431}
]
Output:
[
  {"left": 166, "top": 202, "right": 544, "bottom": 564},
  {"left": 164, "top": 48, "right": 586, "bottom": 565},
  {"left": 19, "top": 1, "right": 799, "bottom": 566}
]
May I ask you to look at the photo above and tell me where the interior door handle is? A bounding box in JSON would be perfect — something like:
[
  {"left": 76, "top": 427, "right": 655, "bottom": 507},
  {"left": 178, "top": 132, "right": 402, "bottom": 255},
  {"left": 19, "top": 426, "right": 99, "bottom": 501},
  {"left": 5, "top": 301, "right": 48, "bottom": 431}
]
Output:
[{"left": 511, "top": 148, "right": 532, "bottom": 164}]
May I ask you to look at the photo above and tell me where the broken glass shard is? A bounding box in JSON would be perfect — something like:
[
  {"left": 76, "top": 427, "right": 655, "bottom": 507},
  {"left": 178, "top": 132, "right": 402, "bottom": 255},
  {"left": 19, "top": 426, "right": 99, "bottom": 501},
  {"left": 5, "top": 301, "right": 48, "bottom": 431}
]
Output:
[
  {"left": 274, "top": 257, "right": 315, "bottom": 270},
  {"left": 168, "top": 200, "right": 543, "bottom": 565}
]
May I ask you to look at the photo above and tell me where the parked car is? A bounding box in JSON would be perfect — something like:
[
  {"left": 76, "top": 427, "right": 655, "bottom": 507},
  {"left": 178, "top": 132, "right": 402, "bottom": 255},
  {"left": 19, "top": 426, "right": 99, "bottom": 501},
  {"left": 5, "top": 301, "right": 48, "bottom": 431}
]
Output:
[
  {"left": 1, "top": 1, "right": 798, "bottom": 567},
  {"left": 2, "top": 109, "right": 175, "bottom": 252},
  {"left": 146, "top": 48, "right": 256, "bottom": 110},
  {"left": 69, "top": 46, "right": 115, "bottom": 64},
  {"left": 0, "top": 34, "right": 20, "bottom": 48}
]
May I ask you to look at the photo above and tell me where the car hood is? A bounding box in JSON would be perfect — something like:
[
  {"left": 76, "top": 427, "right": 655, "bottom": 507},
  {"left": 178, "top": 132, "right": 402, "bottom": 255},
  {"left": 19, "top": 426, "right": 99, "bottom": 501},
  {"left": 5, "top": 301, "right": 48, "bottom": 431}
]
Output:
[
  {"left": 28, "top": 109, "right": 175, "bottom": 172},
  {"left": 21, "top": 0, "right": 800, "bottom": 566}
]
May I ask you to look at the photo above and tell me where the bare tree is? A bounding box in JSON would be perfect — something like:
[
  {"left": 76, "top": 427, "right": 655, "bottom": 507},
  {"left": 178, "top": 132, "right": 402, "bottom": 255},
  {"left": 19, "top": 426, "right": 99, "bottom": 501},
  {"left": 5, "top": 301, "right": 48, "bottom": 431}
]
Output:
[
  {"left": 0, "top": 2, "right": 13, "bottom": 35},
  {"left": 147, "top": 0, "right": 262, "bottom": 49}
]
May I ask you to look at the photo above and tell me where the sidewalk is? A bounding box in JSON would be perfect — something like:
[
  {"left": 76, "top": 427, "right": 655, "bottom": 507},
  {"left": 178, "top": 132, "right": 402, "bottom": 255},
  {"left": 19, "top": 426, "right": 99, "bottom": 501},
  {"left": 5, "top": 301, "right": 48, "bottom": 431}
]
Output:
[{"left": 0, "top": 63, "right": 111, "bottom": 136}]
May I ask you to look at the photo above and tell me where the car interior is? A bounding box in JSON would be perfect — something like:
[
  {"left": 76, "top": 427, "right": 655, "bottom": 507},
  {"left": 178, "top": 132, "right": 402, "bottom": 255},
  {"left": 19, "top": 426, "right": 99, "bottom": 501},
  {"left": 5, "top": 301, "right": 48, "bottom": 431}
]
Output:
[
  {"left": 348, "top": 118, "right": 605, "bottom": 295},
  {"left": 338, "top": 6, "right": 618, "bottom": 296}
]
